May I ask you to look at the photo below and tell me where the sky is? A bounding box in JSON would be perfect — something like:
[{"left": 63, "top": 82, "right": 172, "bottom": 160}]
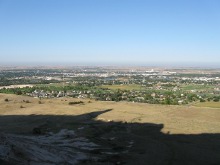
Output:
[{"left": 0, "top": 0, "right": 220, "bottom": 67}]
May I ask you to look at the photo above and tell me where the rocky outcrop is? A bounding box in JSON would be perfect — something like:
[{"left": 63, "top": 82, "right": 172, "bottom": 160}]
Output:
[{"left": 0, "top": 129, "right": 99, "bottom": 165}]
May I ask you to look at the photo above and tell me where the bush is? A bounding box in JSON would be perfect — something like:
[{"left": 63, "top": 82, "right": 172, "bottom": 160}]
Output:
[
  {"left": 16, "top": 91, "right": 22, "bottom": 95},
  {"left": 69, "top": 101, "right": 84, "bottom": 105},
  {"left": 200, "top": 98, "right": 205, "bottom": 102},
  {"left": 213, "top": 98, "right": 219, "bottom": 102},
  {"left": 20, "top": 105, "right": 25, "bottom": 108},
  {"left": 4, "top": 98, "right": 9, "bottom": 102}
]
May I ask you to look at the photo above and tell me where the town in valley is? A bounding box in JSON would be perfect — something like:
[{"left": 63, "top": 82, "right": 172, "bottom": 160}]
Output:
[{"left": 1, "top": 66, "right": 220, "bottom": 106}]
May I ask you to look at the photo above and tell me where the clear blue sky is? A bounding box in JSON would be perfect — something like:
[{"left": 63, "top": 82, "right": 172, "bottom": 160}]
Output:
[{"left": 0, "top": 0, "right": 220, "bottom": 66}]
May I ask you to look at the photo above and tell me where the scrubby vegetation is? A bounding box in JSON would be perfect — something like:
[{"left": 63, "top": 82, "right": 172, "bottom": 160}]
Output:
[{"left": 69, "top": 101, "right": 84, "bottom": 105}]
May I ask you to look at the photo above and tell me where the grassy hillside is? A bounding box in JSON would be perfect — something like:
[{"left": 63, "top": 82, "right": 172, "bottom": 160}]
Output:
[
  {"left": 1, "top": 93, "right": 220, "bottom": 164},
  {"left": 1, "top": 93, "right": 220, "bottom": 134}
]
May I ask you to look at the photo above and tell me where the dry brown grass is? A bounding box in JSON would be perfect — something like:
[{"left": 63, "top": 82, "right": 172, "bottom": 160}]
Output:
[
  {"left": 194, "top": 101, "right": 220, "bottom": 108},
  {"left": 0, "top": 93, "right": 220, "bottom": 135}
]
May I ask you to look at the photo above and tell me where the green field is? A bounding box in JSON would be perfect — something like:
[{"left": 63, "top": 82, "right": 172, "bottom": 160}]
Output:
[
  {"left": 180, "top": 84, "right": 214, "bottom": 91},
  {"left": 100, "top": 84, "right": 143, "bottom": 90}
]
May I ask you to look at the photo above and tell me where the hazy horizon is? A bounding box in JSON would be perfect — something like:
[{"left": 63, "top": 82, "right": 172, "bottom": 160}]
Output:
[{"left": 0, "top": 61, "right": 220, "bottom": 69}]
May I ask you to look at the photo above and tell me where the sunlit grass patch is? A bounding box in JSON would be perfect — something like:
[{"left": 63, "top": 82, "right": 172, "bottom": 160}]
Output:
[{"left": 194, "top": 101, "right": 220, "bottom": 108}]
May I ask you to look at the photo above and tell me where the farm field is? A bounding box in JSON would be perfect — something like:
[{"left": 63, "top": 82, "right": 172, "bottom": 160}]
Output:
[
  {"left": 179, "top": 84, "right": 215, "bottom": 91},
  {"left": 0, "top": 93, "right": 220, "bottom": 164},
  {"left": 100, "top": 84, "right": 142, "bottom": 91}
]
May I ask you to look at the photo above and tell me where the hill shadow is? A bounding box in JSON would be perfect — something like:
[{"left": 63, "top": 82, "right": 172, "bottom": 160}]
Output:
[{"left": 0, "top": 109, "right": 220, "bottom": 165}]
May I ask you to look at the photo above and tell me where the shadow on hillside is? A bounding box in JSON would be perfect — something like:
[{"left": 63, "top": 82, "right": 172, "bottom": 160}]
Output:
[{"left": 0, "top": 109, "right": 220, "bottom": 165}]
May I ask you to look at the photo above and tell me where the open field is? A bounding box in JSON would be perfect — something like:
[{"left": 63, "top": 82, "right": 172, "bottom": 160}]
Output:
[
  {"left": 194, "top": 101, "right": 220, "bottom": 108},
  {"left": 0, "top": 84, "right": 33, "bottom": 89},
  {"left": 36, "top": 82, "right": 73, "bottom": 87},
  {"left": 1, "top": 93, "right": 220, "bottom": 164},
  {"left": 100, "top": 84, "right": 142, "bottom": 90},
  {"left": 179, "top": 84, "right": 215, "bottom": 91}
]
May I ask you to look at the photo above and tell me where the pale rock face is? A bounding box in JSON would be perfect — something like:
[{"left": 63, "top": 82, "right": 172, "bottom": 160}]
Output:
[{"left": 0, "top": 129, "right": 99, "bottom": 164}]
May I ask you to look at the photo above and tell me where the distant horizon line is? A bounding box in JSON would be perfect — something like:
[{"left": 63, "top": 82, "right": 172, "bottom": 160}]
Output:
[{"left": 0, "top": 62, "right": 220, "bottom": 69}]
